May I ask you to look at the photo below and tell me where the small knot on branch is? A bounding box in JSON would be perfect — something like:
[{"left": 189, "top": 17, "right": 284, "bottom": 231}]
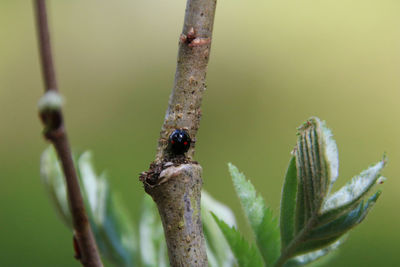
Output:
[
  {"left": 38, "top": 91, "right": 64, "bottom": 140},
  {"left": 140, "top": 158, "right": 198, "bottom": 188},
  {"left": 180, "top": 27, "right": 211, "bottom": 47}
]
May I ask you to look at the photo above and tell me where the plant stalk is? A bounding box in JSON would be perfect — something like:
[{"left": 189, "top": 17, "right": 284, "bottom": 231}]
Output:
[
  {"left": 275, "top": 217, "right": 318, "bottom": 267},
  {"left": 34, "top": 1, "right": 103, "bottom": 266}
]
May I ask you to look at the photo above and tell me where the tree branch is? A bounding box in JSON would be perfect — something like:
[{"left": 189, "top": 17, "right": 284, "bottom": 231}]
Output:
[
  {"left": 34, "top": 1, "right": 103, "bottom": 266},
  {"left": 155, "top": 0, "right": 217, "bottom": 162},
  {"left": 140, "top": 0, "right": 217, "bottom": 266},
  {"left": 149, "top": 164, "right": 206, "bottom": 266}
]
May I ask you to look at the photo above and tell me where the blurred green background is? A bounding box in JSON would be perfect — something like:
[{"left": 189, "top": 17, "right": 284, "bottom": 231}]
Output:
[{"left": 1, "top": 0, "right": 399, "bottom": 266}]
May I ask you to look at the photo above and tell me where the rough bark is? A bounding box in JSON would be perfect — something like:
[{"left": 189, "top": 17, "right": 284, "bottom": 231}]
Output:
[
  {"left": 140, "top": 0, "right": 217, "bottom": 266},
  {"left": 155, "top": 0, "right": 217, "bottom": 162},
  {"left": 145, "top": 164, "right": 206, "bottom": 267}
]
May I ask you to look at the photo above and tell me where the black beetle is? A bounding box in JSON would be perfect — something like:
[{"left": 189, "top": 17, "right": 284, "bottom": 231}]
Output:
[{"left": 168, "top": 129, "right": 191, "bottom": 155}]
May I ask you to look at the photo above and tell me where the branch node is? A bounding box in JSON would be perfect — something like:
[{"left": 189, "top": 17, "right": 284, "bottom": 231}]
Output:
[
  {"left": 140, "top": 158, "right": 197, "bottom": 188},
  {"left": 188, "top": 37, "right": 211, "bottom": 47},
  {"left": 179, "top": 27, "right": 211, "bottom": 47},
  {"left": 38, "top": 90, "right": 64, "bottom": 112},
  {"left": 39, "top": 110, "right": 63, "bottom": 140}
]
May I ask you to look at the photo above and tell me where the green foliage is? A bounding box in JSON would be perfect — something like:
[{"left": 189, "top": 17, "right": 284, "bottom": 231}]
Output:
[
  {"left": 213, "top": 117, "right": 386, "bottom": 267},
  {"left": 280, "top": 117, "right": 385, "bottom": 265},
  {"left": 139, "top": 195, "right": 167, "bottom": 267},
  {"left": 41, "top": 146, "right": 236, "bottom": 266},
  {"left": 212, "top": 214, "right": 265, "bottom": 267},
  {"left": 41, "top": 147, "right": 72, "bottom": 228},
  {"left": 78, "top": 152, "right": 138, "bottom": 266},
  {"left": 202, "top": 191, "right": 236, "bottom": 267},
  {"left": 280, "top": 156, "right": 297, "bottom": 250},
  {"left": 41, "top": 147, "right": 138, "bottom": 266},
  {"left": 41, "top": 117, "right": 386, "bottom": 267},
  {"left": 283, "top": 237, "right": 344, "bottom": 267},
  {"left": 229, "top": 163, "right": 281, "bottom": 266}
]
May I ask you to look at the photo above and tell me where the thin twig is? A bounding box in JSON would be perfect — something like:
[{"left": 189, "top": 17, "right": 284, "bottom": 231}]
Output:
[
  {"left": 34, "top": 1, "right": 103, "bottom": 266},
  {"left": 141, "top": 0, "right": 217, "bottom": 266}
]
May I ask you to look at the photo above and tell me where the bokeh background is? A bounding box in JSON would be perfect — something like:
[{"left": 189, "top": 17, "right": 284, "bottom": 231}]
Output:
[{"left": 1, "top": 0, "right": 399, "bottom": 266}]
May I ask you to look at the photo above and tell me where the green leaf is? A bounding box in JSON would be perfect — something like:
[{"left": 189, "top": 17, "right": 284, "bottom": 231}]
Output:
[
  {"left": 41, "top": 148, "right": 138, "bottom": 267},
  {"left": 283, "top": 238, "right": 343, "bottom": 267},
  {"left": 276, "top": 117, "right": 386, "bottom": 266},
  {"left": 318, "top": 120, "right": 339, "bottom": 192},
  {"left": 293, "top": 235, "right": 343, "bottom": 256},
  {"left": 78, "top": 152, "right": 108, "bottom": 225},
  {"left": 258, "top": 209, "right": 281, "bottom": 266},
  {"left": 40, "top": 146, "right": 72, "bottom": 228},
  {"left": 229, "top": 163, "right": 280, "bottom": 266},
  {"left": 212, "top": 213, "right": 264, "bottom": 267},
  {"left": 77, "top": 152, "right": 138, "bottom": 267},
  {"left": 139, "top": 195, "right": 168, "bottom": 267},
  {"left": 280, "top": 156, "right": 298, "bottom": 250},
  {"left": 320, "top": 159, "right": 385, "bottom": 222},
  {"left": 206, "top": 243, "right": 220, "bottom": 267},
  {"left": 229, "top": 163, "right": 264, "bottom": 227},
  {"left": 101, "top": 193, "right": 138, "bottom": 267},
  {"left": 311, "top": 191, "right": 381, "bottom": 240},
  {"left": 201, "top": 191, "right": 236, "bottom": 267},
  {"left": 295, "top": 118, "right": 336, "bottom": 219}
]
